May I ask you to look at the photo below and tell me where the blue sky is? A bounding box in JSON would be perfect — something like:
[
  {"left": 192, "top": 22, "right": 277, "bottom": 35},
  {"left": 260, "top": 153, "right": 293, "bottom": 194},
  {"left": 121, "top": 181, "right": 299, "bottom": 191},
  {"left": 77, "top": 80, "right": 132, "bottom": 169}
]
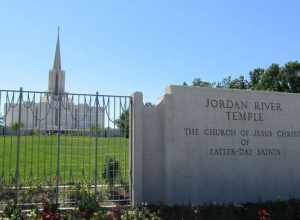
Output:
[{"left": 1, "top": 0, "right": 300, "bottom": 103}]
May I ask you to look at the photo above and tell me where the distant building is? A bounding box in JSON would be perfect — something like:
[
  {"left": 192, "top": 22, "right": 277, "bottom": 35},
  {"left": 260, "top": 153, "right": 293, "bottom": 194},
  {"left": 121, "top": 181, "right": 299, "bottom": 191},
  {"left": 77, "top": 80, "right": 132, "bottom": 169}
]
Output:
[{"left": 4, "top": 31, "right": 104, "bottom": 131}]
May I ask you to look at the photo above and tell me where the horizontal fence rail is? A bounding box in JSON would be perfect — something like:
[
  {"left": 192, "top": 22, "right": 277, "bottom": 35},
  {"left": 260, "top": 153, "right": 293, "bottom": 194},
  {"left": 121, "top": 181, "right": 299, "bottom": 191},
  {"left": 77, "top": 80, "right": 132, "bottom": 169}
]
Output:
[{"left": 0, "top": 89, "right": 132, "bottom": 209}]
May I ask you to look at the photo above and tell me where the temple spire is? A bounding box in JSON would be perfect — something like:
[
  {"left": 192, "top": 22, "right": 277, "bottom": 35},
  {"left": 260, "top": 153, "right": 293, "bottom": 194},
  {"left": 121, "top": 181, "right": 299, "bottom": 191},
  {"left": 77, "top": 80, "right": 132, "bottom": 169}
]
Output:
[
  {"left": 53, "top": 27, "right": 61, "bottom": 70},
  {"left": 48, "top": 27, "right": 65, "bottom": 95}
]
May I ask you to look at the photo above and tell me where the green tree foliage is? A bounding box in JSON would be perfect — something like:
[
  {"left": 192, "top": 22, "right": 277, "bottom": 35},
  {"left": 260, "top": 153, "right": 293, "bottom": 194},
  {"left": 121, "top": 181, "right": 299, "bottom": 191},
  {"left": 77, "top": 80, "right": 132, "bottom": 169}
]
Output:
[
  {"left": 284, "top": 61, "right": 300, "bottom": 93},
  {"left": 11, "top": 122, "right": 24, "bottom": 132},
  {"left": 192, "top": 78, "right": 215, "bottom": 87},
  {"left": 255, "top": 64, "right": 289, "bottom": 92},
  {"left": 145, "top": 102, "right": 154, "bottom": 107},
  {"left": 187, "top": 61, "right": 300, "bottom": 93},
  {"left": 115, "top": 109, "right": 129, "bottom": 138},
  {"left": 216, "top": 76, "right": 249, "bottom": 89},
  {"left": 249, "top": 62, "right": 300, "bottom": 92},
  {"left": 0, "top": 116, "right": 4, "bottom": 127},
  {"left": 229, "top": 76, "right": 249, "bottom": 89},
  {"left": 249, "top": 68, "right": 265, "bottom": 90}
]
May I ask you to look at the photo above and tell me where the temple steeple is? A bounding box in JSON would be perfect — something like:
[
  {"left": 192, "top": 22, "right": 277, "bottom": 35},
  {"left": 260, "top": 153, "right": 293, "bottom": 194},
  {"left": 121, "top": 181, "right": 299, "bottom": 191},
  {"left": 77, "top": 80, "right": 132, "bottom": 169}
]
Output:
[
  {"left": 53, "top": 28, "right": 61, "bottom": 70},
  {"left": 48, "top": 28, "right": 65, "bottom": 95}
]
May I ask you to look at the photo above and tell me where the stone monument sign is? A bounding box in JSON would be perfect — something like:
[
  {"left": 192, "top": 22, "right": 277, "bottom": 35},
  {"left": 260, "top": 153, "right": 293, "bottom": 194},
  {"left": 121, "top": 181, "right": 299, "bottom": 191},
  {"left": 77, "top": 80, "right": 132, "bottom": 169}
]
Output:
[{"left": 132, "top": 85, "right": 300, "bottom": 205}]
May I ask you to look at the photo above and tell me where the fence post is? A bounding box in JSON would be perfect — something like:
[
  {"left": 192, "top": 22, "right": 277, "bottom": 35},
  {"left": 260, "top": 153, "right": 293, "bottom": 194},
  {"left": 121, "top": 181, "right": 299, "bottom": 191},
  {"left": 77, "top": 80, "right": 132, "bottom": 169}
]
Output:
[
  {"left": 15, "top": 87, "right": 23, "bottom": 203},
  {"left": 131, "top": 92, "right": 144, "bottom": 205},
  {"left": 94, "top": 92, "right": 99, "bottom": 195},
  {"left": 55, "top": 94, "right": 62, "bottom": 204},
  {"left": 129, "top": 97, "right": 133, "bottom": 207}
]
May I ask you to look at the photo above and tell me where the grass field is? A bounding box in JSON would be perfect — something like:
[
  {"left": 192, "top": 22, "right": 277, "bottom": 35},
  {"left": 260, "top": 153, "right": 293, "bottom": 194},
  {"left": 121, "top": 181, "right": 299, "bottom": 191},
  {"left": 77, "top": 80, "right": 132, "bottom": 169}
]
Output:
[{"left": 0, "top": 135, "right": 129, "bottom": 185}]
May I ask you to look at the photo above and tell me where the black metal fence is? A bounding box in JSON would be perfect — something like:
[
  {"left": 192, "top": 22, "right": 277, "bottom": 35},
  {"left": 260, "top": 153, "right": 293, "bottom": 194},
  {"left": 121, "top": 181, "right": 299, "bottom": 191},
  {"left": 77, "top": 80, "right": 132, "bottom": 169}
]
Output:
[{"left": 0, "top": 88, "right": 132, "bottom": 208}]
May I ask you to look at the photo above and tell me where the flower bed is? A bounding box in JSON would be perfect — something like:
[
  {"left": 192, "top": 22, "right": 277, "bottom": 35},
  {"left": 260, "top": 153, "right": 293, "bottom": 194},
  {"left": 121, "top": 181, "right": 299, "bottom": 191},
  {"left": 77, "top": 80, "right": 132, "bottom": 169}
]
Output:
[{"left": 1, "top": 199, "right": 300, "bottom": 220}]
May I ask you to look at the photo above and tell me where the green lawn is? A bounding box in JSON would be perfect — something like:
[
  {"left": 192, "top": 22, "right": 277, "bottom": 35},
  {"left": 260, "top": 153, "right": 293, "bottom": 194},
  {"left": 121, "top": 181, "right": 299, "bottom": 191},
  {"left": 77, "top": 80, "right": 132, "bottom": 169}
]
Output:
[{"left": 0, "top": 135, "right": 129, "bottom": 186}]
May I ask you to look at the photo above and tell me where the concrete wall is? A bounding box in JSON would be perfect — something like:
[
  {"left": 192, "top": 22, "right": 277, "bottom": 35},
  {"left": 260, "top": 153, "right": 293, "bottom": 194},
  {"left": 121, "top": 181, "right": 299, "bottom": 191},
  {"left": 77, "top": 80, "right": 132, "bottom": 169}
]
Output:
[{"left": 132, "top": 85, "right": 300, "bottom": 205}]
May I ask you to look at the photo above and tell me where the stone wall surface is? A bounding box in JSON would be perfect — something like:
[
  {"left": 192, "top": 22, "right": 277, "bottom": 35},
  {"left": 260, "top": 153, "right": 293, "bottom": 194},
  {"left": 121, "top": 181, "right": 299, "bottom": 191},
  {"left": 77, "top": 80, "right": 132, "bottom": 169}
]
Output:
[{"left": 132, "top": 86, "right": 300, "bottom": 205}]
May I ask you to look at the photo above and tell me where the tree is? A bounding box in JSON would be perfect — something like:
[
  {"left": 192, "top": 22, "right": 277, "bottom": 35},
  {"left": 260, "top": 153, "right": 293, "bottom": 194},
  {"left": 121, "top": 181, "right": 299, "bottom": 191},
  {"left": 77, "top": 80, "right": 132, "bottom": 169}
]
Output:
[
  {"left": 216, "top": 76, "right": 232, "bottom": 88},
  {"left": 185, "top": 61, "right": 300, "bottom": 94},
  {"left": 188, "top": 76, "right": 249, "bottom": 89},
  {"left": 145, "top": 102, "right": 154, "bottom": 107},
  {"left": 0, "top": 116, "right": 4, "bottom": 136},
  {"left": 192, "top": 78, "right": 215, "bottom": 87},
  {"left": 257, "top": 64, "right": 288, "bottom": 92},
  {"left": 282, "top": 61, "right": 300, "bottom": 93},
  {"left": 0, "top": 116, "right": 4, "bottom": 127},
  {"left": 248, "top": 62, "right": 300, "bottom": 92},
  {"left": 249, "top": 68, "right": 265, "bottom": 90},
  {"left": 11, "top": 122, "right": 24, "bottom": 132},
  {"left": 228, "top": 76, "right": 249, "bottom": 89},
  {"left": 115, "top": 110, "right": 129, "bottom": 138},
  {"left": 90, "top": 126, "right": 106, "bottom": 137}
]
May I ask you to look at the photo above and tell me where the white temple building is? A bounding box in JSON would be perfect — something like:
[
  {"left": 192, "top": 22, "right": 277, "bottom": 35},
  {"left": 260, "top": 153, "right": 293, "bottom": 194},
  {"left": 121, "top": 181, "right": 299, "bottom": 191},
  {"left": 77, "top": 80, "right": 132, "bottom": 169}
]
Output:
[{"left": 4, "top": 31, "right": 104, "bottom": 131}]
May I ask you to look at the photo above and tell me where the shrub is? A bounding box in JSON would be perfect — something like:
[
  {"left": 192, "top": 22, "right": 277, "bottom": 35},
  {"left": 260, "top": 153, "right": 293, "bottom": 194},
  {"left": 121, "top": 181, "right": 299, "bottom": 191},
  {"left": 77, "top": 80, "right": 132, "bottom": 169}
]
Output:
[
  {"left": 41, "top": 199, "right": 60, "bottom": 220},
  {"left": 3, "top": 201, "right": 22, "bottom": 220},
  {"left": 71, "top": 184, "right": 100, "bottom": 219},
  {"left": 102, "top": 157, "right": 121, "bottom": 186},
  {"left": 121, "top": 206, "right": 161, "bottom": 220}
]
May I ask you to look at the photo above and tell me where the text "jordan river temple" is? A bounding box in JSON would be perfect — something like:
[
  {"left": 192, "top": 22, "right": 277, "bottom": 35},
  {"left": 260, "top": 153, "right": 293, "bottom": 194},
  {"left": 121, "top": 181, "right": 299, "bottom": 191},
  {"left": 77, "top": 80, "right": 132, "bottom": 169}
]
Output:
[{"left": 205, "top": 98, "right": 283, "bottom": 122}]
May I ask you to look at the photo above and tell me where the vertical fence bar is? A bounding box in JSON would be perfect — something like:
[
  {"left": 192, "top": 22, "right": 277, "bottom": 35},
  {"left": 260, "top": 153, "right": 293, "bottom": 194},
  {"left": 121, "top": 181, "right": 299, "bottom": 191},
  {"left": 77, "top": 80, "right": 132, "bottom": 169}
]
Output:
[
  {"left": 88, "top": 96, "right": 92, "bottom": 184},
  {"left": 94, "top": 92, "right": 99, "bottom": 195},
  {"left": 9, "top": 93, "right": 15, "bottom": 184},
  {"left": 55, "top": 94, "right": 62, "bottom": 204},
  {"left": 15, "top": 87, "right": 23, "bottom": 203}
]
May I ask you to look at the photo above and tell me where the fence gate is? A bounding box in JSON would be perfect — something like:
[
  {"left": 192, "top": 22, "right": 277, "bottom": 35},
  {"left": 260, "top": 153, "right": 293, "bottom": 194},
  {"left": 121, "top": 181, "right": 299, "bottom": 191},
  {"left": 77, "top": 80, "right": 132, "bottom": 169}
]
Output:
[{"left": 0, "top": 89, "right": 132, "bottom": 208}]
